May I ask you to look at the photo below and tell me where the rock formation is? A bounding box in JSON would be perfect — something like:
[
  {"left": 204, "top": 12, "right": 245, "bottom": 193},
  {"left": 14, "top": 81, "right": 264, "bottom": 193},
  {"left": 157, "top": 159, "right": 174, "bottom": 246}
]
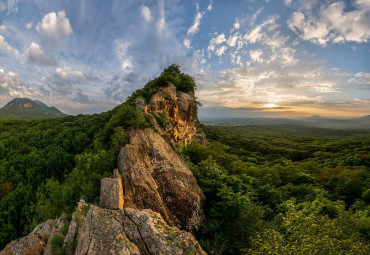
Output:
[
  {"left": 118, "top": 128, "right": 205, "bottom": 233},
  {"left": 1, "top": 200, "right": 206, "bottom": 255},
  {"left": 137, "top": 83, "right": 207, "bottom": 145},
  {"left": 99, "top": 169, "right": 124, "bottom": 210},
  {"left": 1, "top": 83, "right": 207, "bottom": 254},
  {"left": 0, "top": 214, "right": 67, "bottom": 255},
  {"left": 73, "top": 204, "right": 206, "bottom": 255}
]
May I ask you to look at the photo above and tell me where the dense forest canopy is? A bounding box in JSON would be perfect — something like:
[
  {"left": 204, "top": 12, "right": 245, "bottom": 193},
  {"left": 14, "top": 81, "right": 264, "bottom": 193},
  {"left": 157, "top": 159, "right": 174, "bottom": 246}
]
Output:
[{"left": 0, "top": 66, "right": 369, "bottom": 254}]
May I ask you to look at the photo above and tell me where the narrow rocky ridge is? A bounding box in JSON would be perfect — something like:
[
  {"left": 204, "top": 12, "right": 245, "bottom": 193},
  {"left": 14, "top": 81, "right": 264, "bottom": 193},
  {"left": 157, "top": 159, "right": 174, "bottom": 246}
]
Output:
[{"left": 1, "top": 84, "right": 207, "bottom": 254}]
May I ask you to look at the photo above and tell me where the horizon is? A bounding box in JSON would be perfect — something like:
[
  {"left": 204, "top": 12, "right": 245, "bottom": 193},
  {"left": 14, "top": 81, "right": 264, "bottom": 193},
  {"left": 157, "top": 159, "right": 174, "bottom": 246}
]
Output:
[{"left": 0, "top": 0, "right": 369, "bottom": 117}]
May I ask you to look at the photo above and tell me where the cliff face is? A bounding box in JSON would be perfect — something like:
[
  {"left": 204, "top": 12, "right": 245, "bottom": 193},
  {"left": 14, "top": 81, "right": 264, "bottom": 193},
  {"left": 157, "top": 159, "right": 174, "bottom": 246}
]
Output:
[
  {"left": 1, "top": 84, "right": 207, "bottom": 254},
  {"left": 118, "top": 128, "right": 205, "bottom": 233},
  {"left": 137, "top": 83, "right": 207, "bottom": 146}
]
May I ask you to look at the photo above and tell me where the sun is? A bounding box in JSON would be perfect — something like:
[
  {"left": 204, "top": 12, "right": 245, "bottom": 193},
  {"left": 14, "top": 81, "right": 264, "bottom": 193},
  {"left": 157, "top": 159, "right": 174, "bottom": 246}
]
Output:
[{"left": 263, "top": 103, "right": 278, "bottom": 108}]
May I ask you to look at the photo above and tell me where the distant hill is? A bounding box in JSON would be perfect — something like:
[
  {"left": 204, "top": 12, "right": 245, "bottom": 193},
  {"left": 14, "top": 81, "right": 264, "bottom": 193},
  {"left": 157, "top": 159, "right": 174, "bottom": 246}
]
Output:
[
  {"left": 0, "top": 98, "right": 68, "bottom": 120},
  {"left": 200, "top": 115, "right": 370, "bottom": 130}
]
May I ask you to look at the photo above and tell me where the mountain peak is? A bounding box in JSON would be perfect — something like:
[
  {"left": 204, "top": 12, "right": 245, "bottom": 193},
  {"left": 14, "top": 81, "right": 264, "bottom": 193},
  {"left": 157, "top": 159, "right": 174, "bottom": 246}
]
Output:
[{"left": 0, "top": 98, "right": 67, "bottom": 120}]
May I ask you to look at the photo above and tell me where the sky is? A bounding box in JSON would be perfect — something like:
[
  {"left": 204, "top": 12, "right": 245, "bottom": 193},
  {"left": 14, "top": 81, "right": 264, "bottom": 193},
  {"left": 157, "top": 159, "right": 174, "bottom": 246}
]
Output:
[{"left": 0, "top": 0, "right": 369, "bottom": 118}]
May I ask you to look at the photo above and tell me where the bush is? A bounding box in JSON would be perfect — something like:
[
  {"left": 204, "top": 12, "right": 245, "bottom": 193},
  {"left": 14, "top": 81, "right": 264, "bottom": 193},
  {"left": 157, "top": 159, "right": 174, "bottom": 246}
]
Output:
[{"left": 50, "top": 235, "right": 64, "bottom": 255}]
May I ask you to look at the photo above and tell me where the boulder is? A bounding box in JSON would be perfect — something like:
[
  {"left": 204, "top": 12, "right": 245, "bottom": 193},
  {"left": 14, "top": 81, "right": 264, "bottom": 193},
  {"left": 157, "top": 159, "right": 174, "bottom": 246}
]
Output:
[{"left": 118, "top": 128, "right": 205, "bottom": 233}]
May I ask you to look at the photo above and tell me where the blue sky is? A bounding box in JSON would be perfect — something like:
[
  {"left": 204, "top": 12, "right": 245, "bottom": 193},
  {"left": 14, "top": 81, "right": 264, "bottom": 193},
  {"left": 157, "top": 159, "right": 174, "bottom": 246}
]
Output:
[{"left": 0, "top": 0, "right": 369, "bottom": 117}]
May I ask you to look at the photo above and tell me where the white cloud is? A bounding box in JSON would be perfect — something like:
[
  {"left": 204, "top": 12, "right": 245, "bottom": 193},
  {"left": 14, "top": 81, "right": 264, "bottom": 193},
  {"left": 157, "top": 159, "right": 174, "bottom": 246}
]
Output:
[
  {"left": 287, "top": 1, "right": 370, "bottom": 46},
  {"left": 183, "top": 38, "right": 191, "bottom": 48},
  {"left": 0, "top": 24, "right": 6, "bottom": 30},
  {"left": 250, "top": 49, "right": 263, "bottom": 63},
  {"left": 36, "top": 11, "right": 73, "bottom": 45},
  {"left": 141, "top": 6, "right": 152, "bottom": 22},
  {"left": 56, "top": 67, "right": 85, "bottom": 80},
  {"left": 227, "top": 33, "right": 239, "bottom": 47},
  {"left": 23, "top": 42, "right": 57, "bottom": 66},
  {"left": 156, "top": 0, "right": 166, "bottom": 32},
  {"left": 0, "top": 35, "right": 18, "bottom": 55},
  {"left": 185, "top": 1, "right": 213, "bottom": 50},
  {"left": 26, "top": 22, "right": 33, "bottom": 29},
  {"left": 216, "top": 45, "right": 227, "bottom": 56},
  {"left": 348, "top": 72, "right": 370, "bottom": 85},
  {"left": 284, "top": 0, "right": 292, "bottom": 5},
  {"left": 0, "top": 0, "right": 19, "bottom": 14},
  {"left": 0, "top": 69, "right": 28, "bottom": 97},
  {"left": 233, "top": 18, "right": 240, "bottom": 30},
  {"left": 207, "top": 33, "right": 227, "bottom": 56}
]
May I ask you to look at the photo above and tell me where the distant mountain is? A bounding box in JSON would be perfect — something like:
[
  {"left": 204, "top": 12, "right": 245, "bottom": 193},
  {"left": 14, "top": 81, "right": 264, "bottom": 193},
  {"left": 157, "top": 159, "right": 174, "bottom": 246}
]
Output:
[{"left": 0, "top": 98, "right": 68, "bottom": 120}]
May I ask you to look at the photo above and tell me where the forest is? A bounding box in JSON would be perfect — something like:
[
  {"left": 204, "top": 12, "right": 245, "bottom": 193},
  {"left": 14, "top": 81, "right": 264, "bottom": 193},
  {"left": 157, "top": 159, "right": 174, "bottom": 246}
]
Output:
[{"left": 0, "top": 66, "right": 369, "bottom": 254}]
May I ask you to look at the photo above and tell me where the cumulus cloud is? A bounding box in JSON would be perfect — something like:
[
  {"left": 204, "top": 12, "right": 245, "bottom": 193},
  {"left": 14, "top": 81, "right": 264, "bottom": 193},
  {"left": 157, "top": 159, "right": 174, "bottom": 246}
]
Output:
[
  {"left": 36, "top": 11, "right": 73, "bottom": 46},
  {"left": 0, "top": 24, "right": 6, "bottom": 30},
  {"left": 23, "top": 42, "right": 57, "bottom": 66},
  {"left": 141, "top": 6, "right": 152, "bottom": 22},
  {"left": 26, "top": 22, "right": 32, "bottom": 29},
  {"left": 287, "top": 1, "right": 370, "bottom": 46},
  {"left": 0, "top": 69, "right": 29, "bottom": 98},
  {"left": 207, "top": 33, "right": 227, "bottom": 54},
  {"left": 0, "top": 35, "right": 18, "bottom": 55}
]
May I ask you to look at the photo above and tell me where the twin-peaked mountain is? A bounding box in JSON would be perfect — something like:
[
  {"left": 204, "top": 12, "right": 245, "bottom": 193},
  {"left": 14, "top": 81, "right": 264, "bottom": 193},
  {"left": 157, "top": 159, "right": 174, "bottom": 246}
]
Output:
[{"left": 0, "top": 98, "right": 67, "bottom": 120}]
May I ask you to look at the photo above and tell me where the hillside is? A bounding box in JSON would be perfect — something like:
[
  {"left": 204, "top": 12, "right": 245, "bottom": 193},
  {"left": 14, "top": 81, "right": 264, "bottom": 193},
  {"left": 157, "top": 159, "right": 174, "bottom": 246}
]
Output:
[{"left": 0, "top": 98, "right": 67, "bottom": 120}]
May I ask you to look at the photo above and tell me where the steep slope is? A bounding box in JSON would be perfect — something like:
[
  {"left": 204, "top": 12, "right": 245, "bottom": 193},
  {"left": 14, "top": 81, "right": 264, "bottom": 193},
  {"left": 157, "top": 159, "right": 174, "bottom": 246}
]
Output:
[
  {"left": 119, "top": 128, "right": 205, "bottom": 232},
  {"left": 0, "top": 98, "right": 67, "bottom": 120}
]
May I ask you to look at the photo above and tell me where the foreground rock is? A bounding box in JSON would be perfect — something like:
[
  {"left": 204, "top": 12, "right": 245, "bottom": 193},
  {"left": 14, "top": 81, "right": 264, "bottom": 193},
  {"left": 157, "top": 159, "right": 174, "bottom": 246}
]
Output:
[
  {"left": 0, "top": 214, "right": 67, "bottom": 255},
  {"left": 139, "top": 83, "right": 207, "bottom": 145},
  {"left": 73, "top": 205, "right": 206, "bottom": 255},
  {"left": 119, "top": 128, "right": 205, "bottom": 233}
]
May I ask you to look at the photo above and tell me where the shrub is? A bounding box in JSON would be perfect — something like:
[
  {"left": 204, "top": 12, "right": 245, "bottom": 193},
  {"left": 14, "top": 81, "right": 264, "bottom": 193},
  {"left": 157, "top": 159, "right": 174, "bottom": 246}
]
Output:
[{"left": 50, "top": 235, "right": 64, "bottom": 255}]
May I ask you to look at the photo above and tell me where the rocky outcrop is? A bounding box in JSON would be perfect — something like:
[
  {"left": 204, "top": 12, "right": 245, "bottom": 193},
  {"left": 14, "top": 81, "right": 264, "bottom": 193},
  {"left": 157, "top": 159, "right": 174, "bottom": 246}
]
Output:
[
  {"left": 74, "top": 205, "right": 206, "bottom": 255},
  {"left": 118, "top": 128, "right": 205, "bottom": 233},
  {"left": 1, "top": 214, "right": 67, "bottom": 255},
  {"left": 137, "top": 84, "right": 207, "bottom": 145},
  {"left": 1, "top": 84, "right": 208, "bottom": 254},
  {"left": 99, "top": 169, "right": 124, "bottom": 210}
]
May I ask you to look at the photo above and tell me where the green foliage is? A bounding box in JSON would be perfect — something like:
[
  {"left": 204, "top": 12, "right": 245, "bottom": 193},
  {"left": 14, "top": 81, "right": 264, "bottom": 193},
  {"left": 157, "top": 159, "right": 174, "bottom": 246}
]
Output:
[
  {"left": 61, "top": 221, "right": 70, "bottom": 236},
  {"left": 126, "top": 64, "right": 196, "bottom": 105},
  {"left": 50, "top": 235, "right": 64, "bottom": 255},
  {"left": 155, "top": 112, "right": 170, "bottom": 129},
  {"left": 180, "top": 125, "right": 370, "bottom": 254}
]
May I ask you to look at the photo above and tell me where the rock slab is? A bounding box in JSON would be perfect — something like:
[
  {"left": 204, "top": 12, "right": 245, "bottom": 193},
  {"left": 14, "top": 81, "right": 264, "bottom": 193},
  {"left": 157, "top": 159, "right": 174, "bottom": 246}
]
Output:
[{"left": 118, "top": 128, "right": 205, "bottom": 233}]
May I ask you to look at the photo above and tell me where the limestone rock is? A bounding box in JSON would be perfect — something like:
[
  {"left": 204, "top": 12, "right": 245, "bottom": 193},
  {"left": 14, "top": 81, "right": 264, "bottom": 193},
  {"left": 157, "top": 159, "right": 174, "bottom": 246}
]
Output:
[
  {"left": 145, "top": 83, "right": 206, "bottom": 145},
  {"left": 74, "top": 205, "right": 206, "bottom": 255},
  {"left": 99, "top": 169, "right": 124, "bottom": 210},
  {"left": 0, "top": 214, "right": 66, "bottom": 255},
  {"left": 118, "top": 128, "right": 205, "bottom": 232}
]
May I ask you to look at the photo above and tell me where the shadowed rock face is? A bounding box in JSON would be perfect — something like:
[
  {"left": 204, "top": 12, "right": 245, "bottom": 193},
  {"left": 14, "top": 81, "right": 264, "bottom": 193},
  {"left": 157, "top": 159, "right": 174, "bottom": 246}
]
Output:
[
  {"left": 0, "top": 214, "right": 67, "bottom": 255},
  {"left": 118, "top": 128, "right": 205, "bottom": 233}
]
